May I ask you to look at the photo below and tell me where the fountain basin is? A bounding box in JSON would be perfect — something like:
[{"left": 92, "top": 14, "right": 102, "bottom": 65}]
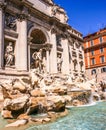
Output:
[{"left": 26, "top": 101, "right": 106, "bottom": 130}]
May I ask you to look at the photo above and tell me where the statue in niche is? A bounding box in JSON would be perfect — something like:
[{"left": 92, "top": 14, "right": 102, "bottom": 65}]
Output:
[
  {"left": 32, "top": 49, "right": 45, "bottom": 73},
  {"left": 79, "top": 61, "right": 83, "bottom": 71},
  {"left": 4, "top": 42, "right": 15, "bottom": 66},
  {"left": 57, "top": 54, "right": 63, "bottom": 72},
  {"left": 73, "top": 59, "right": 77, "bottom": 71}
]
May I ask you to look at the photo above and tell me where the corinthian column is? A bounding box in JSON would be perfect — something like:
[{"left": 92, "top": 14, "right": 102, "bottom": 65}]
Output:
[
  {"left": 0, "top": 1, "right": 4, "bottom": 68},
  {"left": 16, "top": 14, "right": 27, "bottom": 71}
]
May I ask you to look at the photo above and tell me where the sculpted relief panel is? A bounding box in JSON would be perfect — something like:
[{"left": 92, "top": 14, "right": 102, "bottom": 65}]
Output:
[{"left": 5, "top": 13, "right": 17, "bottom": 31}]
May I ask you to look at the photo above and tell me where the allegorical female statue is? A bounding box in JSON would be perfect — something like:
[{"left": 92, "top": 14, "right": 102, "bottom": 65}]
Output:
[{"left": 5, "top": 42, "right": 14, "bottom": 66}]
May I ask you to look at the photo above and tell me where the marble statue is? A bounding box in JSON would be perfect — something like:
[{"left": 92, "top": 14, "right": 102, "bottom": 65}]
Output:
[
  {"left": 32, "top": 49, "right": 44, "bottom": 73},
  {"left": 57, "top": 54, "right": 63, "bottom": 72},
  {"left": 4, "top": 42, "right": 14, "bottom": 66}
]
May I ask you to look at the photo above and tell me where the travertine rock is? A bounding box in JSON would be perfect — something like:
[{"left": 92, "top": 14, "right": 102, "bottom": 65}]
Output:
[
  {"left": 1, "top": 110, "right": 13, "bottom": 119},
  {"left": 5, "top": 119, "right": 28, "bottom": 127}
]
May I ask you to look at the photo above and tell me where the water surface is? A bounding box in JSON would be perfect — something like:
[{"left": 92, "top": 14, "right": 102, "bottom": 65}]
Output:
[
  {"left": 27, "top": 101, "right": 106, "bottom": 130},
  {"left": 0, "top": 113, "right": 8, "bottom": 129}
]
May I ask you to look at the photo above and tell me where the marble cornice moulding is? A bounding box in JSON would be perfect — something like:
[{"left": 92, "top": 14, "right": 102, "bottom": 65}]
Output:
[{"left": 4, "top": 29, "right": 18, "bottom": 38}]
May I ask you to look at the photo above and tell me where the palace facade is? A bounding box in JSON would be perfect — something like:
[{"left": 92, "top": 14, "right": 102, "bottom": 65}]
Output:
[
  {"left": 84, "top": 27, "right": 106, "bottom": 82},
  {"left": 0, "top": 0, "right": 85, "bottom": 78}
]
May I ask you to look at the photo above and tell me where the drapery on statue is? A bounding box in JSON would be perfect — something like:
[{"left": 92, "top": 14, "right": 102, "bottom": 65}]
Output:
[
  {"left": 57, "top": 54, "right": 63, "bottom": 72},
  {"left": 32, "top": 49, "right": 44, "bottom": 73},
  {"left": 4, "top": 42, "right": 14, "bottom": 66}
]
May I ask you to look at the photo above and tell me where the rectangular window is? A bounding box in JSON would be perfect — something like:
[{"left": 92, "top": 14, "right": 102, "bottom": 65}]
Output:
[
  {"left": 90, "top": 40, "right": 94, "bottom": 46},
  {"left": 100, "top": 56, "right": 105, "bottom": 63},
  {"left": 91, "top": 69, "right": 96, "bottom": 75},
  {"left": 101, "top": 68, "right": 106, "bottom": 73},
  {"left": 91, "top": 50, "right": 94, "bottom": 56},
  {"left": 99, "top": 37, "right": 103, "bottom": 43},
  {"left": 100, "top": 47, "right": 104, "bottom": 53},
  {"left": 91, "top": 58, "right": 95, "bottom": 65}
]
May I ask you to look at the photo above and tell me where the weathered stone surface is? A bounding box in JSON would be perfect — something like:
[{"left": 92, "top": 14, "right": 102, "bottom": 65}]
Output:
[
  {"left": 72, "top": 99, "right": 81, "bottom": 106},
  {"left": 100, "top": 92, "right": 106, "bottom": 100},
  {"left": 0, "top": 86, "right": 4, "bottom": 101},
  {"left": 3, "top": 95, "right": 29, "bottom": 111},
  {"left": 31, "top": 118, "right": 43, "bottom": 123},
  {"left": 0, "top": 69, "right": 105, "bottom": 129},
  {"left": 42, "top": 117, "right": 51, "bottom": 122},
  {"left": 30, "top": 89, "right": 45, "bottom": 97},
  {"left": 5, "top": 119, "right": 28, "bottom": 127},
  {"left": 68, "top": 90, "right": 91, "bottom": 105},
  {"left": 26, "top": 97, "right": 39, "bottom": 115},
  {"left": 52, "top": 86, "right": 67, "bottom": 95},
  {"left": 47, "top": 96, "right": 66, "bottom": 112},
  {"left": 13, "top": 79, "right": 26, "bottom": 93},
  {"left": 1, "top": 110, "right": 13, "bottom": 119},
  {"left": 17, "top": 113, "right": 30, "bottom": 120}
]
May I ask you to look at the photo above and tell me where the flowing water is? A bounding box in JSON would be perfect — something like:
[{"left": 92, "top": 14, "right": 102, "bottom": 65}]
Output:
[{"left": 27, "top": 101, "right": 106, "bottom": 130}]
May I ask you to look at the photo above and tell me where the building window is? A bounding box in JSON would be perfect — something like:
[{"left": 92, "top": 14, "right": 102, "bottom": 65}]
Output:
[
  {"left": 91, "top": 69, "right": 96, "bottom": 75},
  {"left": 90, "top": 40, "right": 93, "bottom": 46},
  {"left": 101, "top": 67, "right": 106, "bottom": 73},
  {"left": 56, "top": 35, "right": 61, "bottom": 47},
  {"left": 100, "top": 47, "right": 104, "bottom": 53},
  {"left": 99, "top": 37, "right": 103, "bottom": 43},
  {"left": 91, "top": 50, "right": 94, "bottom": 56},
  {"left": 91, "top": 58, "right": 95, "bottom": 65},
  {"left": 100, "top": 56, "right": 105, "bottom": 63}
]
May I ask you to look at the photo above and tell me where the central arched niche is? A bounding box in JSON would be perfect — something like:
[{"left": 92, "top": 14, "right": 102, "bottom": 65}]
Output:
[
  {"left": 30, "top": 29, "right": 47, "bottom": 44},
  {"left": 30, "top": 29, "right": 47, "bottom": 69}
]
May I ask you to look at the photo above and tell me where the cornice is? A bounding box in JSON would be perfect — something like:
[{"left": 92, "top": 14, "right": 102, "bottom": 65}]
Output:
[
  {"left": 84, "top": 32, "right": 106, "bottom": 42},
  {"left": 84, "top": 42, "right": 106, "bottom": 50}
]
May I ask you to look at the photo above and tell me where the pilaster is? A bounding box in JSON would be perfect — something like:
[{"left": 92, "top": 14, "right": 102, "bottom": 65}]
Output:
[
  {"left": 50, "top": 31, "right": 57, "bottom": 73},
  {"left": 45, "top": 48, "right": 50, "bottom": 73},
  {"left": 61, "top": 37, "right": 70, "bottom": 74},
  {"left": 0, "top": 1, "right": 5, "bottom": 68},
  {"left": 16, "top": 13, "right": 28, "bottom": 71}
]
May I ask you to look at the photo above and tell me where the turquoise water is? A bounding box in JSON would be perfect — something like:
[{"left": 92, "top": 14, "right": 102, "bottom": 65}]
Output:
[
  {"left": 0, "top": 113, "right": 8, "bottom": 129},
  {"left": 27, "top": 101, "right": 106, "bottom": 130}
]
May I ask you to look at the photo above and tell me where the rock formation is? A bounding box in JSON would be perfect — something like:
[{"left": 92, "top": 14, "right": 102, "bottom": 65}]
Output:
[{"left": 0, "top": 69, "right": 105, "bottom": 128}]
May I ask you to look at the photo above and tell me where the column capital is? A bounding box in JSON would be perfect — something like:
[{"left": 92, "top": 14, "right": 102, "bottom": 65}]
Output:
[
  {"left": 61, "top": 32, "right": 68, "bottom": 39},
  {"left": 17, "top": 13, "right": 28, "bottom": 22},
  {"left": 51, "top": 25, "right": 59, "bottom": 34}
]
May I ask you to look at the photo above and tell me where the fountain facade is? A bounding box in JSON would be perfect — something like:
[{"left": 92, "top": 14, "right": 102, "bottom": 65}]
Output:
[
  {"left": 0, "top": 0, "right": 84, "bottom": 79},
  {"left": 0, "top": 0, "right": 105, "bottom": 129}
]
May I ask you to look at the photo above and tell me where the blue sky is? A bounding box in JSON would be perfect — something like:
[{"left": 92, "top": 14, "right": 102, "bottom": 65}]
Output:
[{"left": 54, "top": 0, "right": 106, "bottom": 36}]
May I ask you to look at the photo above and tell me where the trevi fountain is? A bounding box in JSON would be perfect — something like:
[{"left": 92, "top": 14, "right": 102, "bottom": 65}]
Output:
[{"left": 0, "top": 0, "right": 105, "bottom": 130}]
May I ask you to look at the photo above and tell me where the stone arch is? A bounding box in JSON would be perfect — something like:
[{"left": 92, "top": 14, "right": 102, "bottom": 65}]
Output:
[
  {"left": 28, "top": 26, "right": 50, "bottom": 44},
  {"left": 28, "top": 26, "right": 51, "bottom": 71}
]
